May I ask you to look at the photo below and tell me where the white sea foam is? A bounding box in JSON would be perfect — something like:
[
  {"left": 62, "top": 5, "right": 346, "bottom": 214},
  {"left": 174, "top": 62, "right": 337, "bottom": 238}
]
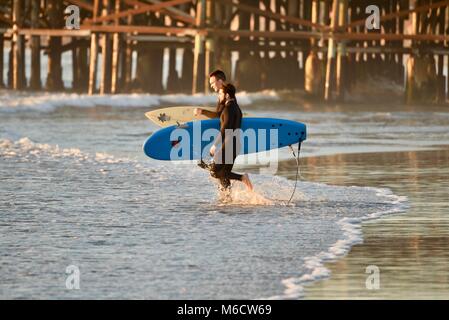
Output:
[
  {"left": 265, "top": 187, "right": 408, "bottom": 300},
  {"left": 0, "top": 90, "right": 279, "bottom": 113},
  {"left": 0, "top": 137, "right": 129, "bottom": 165}
]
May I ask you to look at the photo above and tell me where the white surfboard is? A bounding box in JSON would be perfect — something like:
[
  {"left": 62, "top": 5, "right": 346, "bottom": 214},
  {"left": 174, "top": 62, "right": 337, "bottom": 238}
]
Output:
[{"left": 145, "top": 106, "right": 218, "bottom": 127}]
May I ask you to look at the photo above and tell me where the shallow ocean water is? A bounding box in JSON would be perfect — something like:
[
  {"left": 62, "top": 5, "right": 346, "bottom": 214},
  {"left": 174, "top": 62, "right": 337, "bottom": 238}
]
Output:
[{"left": 4, "top": 91, "right": 448, "bottom": 299}]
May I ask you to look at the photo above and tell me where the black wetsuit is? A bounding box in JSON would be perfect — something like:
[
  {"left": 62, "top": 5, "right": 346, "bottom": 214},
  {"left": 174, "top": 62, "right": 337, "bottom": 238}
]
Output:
[{"left": 200, "top": 99, "right": 243, "bottom": 189}]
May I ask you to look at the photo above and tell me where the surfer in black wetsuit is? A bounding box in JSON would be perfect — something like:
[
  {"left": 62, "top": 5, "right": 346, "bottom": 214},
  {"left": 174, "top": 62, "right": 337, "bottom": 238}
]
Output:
[{"left": 196, "top": 82, "right": 253, "bottom": 191}]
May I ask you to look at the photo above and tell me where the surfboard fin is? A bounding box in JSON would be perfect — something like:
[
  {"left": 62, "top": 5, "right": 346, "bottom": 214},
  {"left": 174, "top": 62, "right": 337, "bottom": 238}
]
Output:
[{"left": 175, "top": 121, "right": 189, "bottom": 128}]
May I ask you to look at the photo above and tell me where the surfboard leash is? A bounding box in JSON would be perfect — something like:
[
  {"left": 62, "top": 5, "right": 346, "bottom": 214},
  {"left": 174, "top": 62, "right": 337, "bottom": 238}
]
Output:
[{"left": 287, "top": 141, "right": 302, "bottom": 205}]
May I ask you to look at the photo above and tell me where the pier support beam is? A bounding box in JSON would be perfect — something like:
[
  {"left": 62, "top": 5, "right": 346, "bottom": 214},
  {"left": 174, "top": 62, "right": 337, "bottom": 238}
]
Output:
[
  {"left": 181, "top": 48, "right": 194, "bottom": 93},
  {"left": 192, "top": 0, "right": 206, "bottom": 94},
  {"left": 167, "top": 45, "right": 180, "bottom": 92},
  {"left": 12, "top": 0, "right": 25, "bottom": 90},
  {"left": 235, "top": 0, "right": 261, "bottom": 91},
  {"left": 0, "top": 33, "right": 4, "bottom": 88},
  {"left": 100, "top": 0, "right": 112, "bottom": 94},
  {"left": 30, "top": 0, "right": 41, "bottom": 90},
  {"left": 121, "top": 11, "right": 134, "bottom": 91},
  {"left": 437, "top": 5, "right": 446, "bottom": 103},
  {"left": 75, "top": 42, "right": 89, "bottom": 92},
  {"left": 310, "top": 0, "right": 319, "bottom": 48},
  {"left": 203, "top": 0, "right": 215, "bottom": 92},
  {"left": 167, "top": 20, "right": 181, "bottom": 92},
  {"left": 324, "top": 0, "right": 339, "bottom": 101},
  {"left": 88, "top": 0, "right": 100, "bottom": 95},
  {"left": 305, "top": 0, "right": 323, "bottom": 97},
  {"left": 179, "top": 2, "right": 193, "bottom": 93},
  {"left": 210, "top": 0, "right": 230, "bottom": 81},
  {"left": 204, "top": 37, "right": 214, "bottom": 92},
  {"left": 111, "top": 0, "right": 121, "bottom": 94},
  {"left": 7, "top": 46, "right": 12, "bottom": 88},
  {"left": 335, "top": 0, "right": 347, "bottom": 101},
  {"left": 72, "top": 39, "right": 79, "bottom": 89},
  {"left": 46, "top": 0, "right": 64, "bottom": 91},
  {"left": 305, "top": 50, "right": 324, "bottom": 97},
  {"left": 135, "top": 13, "right": 164, "bottom": 93},
  {"left": 88, "top": 33, "right": 99, "bottom": 94}
]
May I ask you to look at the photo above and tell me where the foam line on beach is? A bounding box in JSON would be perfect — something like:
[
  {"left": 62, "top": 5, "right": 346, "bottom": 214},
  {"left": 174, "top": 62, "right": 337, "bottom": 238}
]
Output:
[
  {"left": 265, "top": 187, "right": 409, "bottom": 300},
  {"left": 0, "top": 137, "right": 133, "bottom": 165}
]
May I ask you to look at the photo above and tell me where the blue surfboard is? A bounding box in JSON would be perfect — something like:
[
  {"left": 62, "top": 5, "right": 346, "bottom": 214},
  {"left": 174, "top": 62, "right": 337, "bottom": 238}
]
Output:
[{"left": 143, "top": 117, "right": 306, "bottom": 161}]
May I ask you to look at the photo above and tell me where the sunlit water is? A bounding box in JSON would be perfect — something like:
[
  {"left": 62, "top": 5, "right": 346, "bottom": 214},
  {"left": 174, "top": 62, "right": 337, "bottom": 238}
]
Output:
[
  {"left": 2, "top": 91, "right": 448, "bottom": 299},
  {"left": 298, "top": 148, "right": 449, "bottom": 299}
]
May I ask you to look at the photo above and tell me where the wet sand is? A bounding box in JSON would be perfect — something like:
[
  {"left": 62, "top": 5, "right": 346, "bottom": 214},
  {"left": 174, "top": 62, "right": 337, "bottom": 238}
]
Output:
[{"left": 277, "top": 147, "right": 449, "bottom": 299}]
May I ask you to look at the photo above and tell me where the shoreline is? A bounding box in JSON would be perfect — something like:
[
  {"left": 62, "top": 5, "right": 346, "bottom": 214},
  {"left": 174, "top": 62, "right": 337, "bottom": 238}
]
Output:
[{"left": 276, "top": 146, "right": 449, "bottom": 299}]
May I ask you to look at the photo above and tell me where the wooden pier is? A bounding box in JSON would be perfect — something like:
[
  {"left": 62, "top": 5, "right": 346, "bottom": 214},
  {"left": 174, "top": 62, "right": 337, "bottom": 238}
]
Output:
[{"left": 0, "top": 0, "right": 448, "bottom": 103}]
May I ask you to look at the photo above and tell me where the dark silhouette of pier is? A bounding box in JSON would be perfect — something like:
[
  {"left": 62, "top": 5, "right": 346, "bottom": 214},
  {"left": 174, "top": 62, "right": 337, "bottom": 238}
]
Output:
[{"left": 0, "top": 0, "right": 448, "bottom": 103}]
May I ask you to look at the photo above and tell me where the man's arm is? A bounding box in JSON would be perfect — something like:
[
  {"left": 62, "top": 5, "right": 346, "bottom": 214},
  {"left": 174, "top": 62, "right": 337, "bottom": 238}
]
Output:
[
  {"left": 201, "top": 109, "right": 219, "bottom": 118},
  {"left": 194, "top": 108, "right": 219, "bottom": 118}
]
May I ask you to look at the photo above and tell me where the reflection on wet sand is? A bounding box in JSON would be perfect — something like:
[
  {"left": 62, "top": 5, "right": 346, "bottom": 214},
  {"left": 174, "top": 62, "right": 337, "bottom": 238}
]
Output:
[{"left": 277, "top": 147, "right": 449, "bottom": 299}]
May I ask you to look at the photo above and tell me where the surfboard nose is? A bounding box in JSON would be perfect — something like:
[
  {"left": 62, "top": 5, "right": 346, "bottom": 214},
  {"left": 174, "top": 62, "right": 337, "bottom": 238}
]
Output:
[{"left": 143, "top": 131, "right": 168, "bottom": 160}]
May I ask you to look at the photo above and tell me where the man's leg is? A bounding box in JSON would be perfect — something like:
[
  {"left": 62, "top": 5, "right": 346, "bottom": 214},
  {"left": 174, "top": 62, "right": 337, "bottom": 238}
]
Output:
[
  {"left": 197, "top": 159, "right": 212, "bottom": 170},
  {"left": 218, "top": 178, "right": 232, "bottom": 202},
  {"left": 241, "top": 173, "right": 253, "bottom": 191},
  {"left": 219, "top": 178, "right": 231, "bottom": 191},
  {"left": 222, "top": 164, "right": 253, "bottom": 190},
  {"left": 223, "top": 164, "right": 243, "bottom": 181},
  {"left": 210, "top": 162, "right": 253, "bottom": 191}
]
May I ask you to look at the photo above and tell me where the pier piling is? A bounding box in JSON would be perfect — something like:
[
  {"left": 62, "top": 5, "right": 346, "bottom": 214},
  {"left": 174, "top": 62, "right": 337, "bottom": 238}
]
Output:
[{"left": 0, "top": 0, "right": 447, "bottom": 104}]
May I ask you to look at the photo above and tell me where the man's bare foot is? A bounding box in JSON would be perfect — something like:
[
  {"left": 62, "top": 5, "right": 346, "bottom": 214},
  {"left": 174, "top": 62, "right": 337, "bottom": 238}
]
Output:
[{"left": 242, "top": 173, "right": 253, "bottom": 191}]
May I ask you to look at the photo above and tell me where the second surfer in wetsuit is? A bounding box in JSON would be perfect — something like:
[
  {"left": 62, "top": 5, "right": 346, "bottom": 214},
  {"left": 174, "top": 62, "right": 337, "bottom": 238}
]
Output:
[{"left": 198, "top": 84, "right": 253, "bottom": 191}]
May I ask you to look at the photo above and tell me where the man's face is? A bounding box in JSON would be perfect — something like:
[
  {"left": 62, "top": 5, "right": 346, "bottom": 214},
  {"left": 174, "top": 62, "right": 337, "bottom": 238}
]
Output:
[{"left": 209, "top": 76, "right": 223, "bottom": 93}]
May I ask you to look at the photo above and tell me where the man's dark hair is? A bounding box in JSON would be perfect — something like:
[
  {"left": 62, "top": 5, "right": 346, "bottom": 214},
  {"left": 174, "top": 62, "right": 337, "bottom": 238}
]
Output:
[
  {"left": 209, "top": 70, "right": 226, "bottom": 81},
  {"left": 222, "top": 83, "right": 236, "bottom": 99}
]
